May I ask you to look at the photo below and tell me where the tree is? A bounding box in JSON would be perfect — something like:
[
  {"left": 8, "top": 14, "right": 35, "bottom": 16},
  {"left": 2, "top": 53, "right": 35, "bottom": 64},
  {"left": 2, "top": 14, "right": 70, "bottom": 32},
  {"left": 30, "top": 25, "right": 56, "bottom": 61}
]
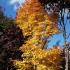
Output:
[
  {"left": 13, "top": 0, "right": 64, "bottom": 70},
  {"left": 0, "top": 7, "right": 25, "bottom": 70}
]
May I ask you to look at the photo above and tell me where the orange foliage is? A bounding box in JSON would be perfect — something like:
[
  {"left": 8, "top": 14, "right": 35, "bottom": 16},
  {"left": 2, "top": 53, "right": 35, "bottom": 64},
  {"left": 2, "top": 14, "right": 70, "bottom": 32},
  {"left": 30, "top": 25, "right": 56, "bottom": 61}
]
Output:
[
  {"left": 13, "top": 0, "right": 63, "bottom": 70},
  {"left": 13, "top": 47, "right": 63, "bottom": 70},
  {"left": 16, "top": 0, "right": 58, "bottom": 48}
]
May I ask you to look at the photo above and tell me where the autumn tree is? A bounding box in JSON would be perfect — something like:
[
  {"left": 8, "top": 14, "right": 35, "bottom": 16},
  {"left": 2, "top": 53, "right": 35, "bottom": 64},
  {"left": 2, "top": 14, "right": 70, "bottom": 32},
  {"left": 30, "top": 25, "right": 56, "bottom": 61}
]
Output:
[{"left": 13, "top": 0, "right": 64, "bottom": 70}]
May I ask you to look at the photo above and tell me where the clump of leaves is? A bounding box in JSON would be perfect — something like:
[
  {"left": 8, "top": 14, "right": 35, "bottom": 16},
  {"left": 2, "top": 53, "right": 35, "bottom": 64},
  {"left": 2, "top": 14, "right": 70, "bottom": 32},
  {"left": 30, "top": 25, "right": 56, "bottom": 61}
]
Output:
[
  {"left": 16, "top": 0, "right": 58, "bottom": 50},
  {"left": 0, "top": 23, "right": 25, "bottom": 70},
  {"left": 0, "top": 8, "right": 25, "bottom": 70},
  {"left": 13, "top": 46, "right": 64, "bottom": 70}
]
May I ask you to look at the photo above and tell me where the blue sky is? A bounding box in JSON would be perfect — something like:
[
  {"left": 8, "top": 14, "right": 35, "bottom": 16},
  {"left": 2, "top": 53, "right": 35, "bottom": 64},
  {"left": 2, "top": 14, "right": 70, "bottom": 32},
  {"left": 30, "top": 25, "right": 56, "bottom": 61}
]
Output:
[
  {"left": 0, "top": 0, "right": 24, "bottom": 18},
  {"left": 0, "top": 0, "right": 70, "bottom": 48}
]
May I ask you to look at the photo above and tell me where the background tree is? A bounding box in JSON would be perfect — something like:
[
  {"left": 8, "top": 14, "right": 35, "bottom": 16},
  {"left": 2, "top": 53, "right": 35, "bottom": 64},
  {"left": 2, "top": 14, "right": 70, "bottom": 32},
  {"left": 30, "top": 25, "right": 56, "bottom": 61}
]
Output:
[{"left": 0, "top": 7, "right": 25, "bottom": 70}]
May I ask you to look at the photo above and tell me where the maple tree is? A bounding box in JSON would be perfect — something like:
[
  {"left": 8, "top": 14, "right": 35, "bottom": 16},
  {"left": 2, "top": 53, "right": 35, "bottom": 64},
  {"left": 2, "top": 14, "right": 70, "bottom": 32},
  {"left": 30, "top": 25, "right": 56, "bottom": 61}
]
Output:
[{"left": 13, "top": 0, "right": 64, "bottom": 70}]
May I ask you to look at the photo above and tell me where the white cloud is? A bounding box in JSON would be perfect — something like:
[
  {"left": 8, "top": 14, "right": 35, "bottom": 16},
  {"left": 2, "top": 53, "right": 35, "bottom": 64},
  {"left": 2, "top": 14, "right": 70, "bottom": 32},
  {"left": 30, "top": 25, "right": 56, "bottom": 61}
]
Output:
[{"left": 9, "top": 0, "right": 25, "bottom": 10}]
